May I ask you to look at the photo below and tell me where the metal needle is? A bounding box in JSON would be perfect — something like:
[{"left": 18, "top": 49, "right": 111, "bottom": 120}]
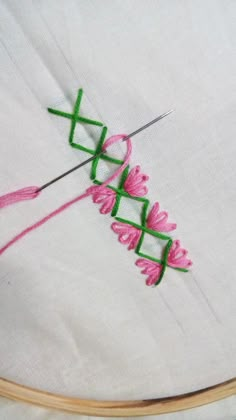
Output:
[{"left": 38, "top": 109, "right": 174, "bottom": 192}]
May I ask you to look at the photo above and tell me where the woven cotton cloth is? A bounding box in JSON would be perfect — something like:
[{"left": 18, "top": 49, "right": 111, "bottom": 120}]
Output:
[{"left": 0, "top": 1, "right": 235, "bottom": 419}]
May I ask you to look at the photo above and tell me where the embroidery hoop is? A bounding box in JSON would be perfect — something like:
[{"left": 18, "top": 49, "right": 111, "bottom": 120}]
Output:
[{"left": 0, "top": 377, "right": 235, "bottom": 416}]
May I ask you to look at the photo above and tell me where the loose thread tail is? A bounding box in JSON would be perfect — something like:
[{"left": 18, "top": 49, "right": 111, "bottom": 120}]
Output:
[
  {"left": 0, "top": 186, "right": 40, "bottom": 209},
  {"left": 0, "top": 134, "right": 131, "bottom": 256},
  {"left": 0, "top": 191, "right": 92, "bottom": 256}
]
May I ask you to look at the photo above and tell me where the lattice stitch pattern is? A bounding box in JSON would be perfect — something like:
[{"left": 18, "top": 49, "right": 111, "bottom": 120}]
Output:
[{"left": 48, "top": 89, "right": 192, "bottom": 286}]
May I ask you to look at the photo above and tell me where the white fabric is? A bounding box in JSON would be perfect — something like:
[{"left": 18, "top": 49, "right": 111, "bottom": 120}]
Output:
[{"left": 0, "top": 0, "right": 235, "bottom": 419}]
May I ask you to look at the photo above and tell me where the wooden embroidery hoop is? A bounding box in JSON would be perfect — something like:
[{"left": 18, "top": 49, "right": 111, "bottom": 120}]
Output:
[{"left": 0, "top": 376, "right": 235, "bottom": 416}]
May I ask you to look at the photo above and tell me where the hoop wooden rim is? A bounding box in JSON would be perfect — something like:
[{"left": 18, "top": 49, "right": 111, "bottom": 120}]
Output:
[{"left": 0, "top": 377, "right": 235, "bottom": 417}]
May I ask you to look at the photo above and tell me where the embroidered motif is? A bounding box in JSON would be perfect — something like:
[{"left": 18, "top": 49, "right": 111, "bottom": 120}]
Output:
[
  {"left": 48, "top": 89, "right": 192, "bottom": 286},
  {"left": 0, "top": 88, "right": 192, "bottom": 287}
]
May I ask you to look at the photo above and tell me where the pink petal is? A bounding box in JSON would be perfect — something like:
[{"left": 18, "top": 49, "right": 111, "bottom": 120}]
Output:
[
  {"left": 146, "top": 275, "right": 158, "bottom": 286},
  {"left": 91, "top": 186, "right": 116, "bottom": 214},
  {"left": 168, "top": 240, "right": 192, "bottom": 269},
  {"left": 136, "top": 258, "right": 162, "bottom": 286},
  {"left": 112, "top": 222, "right": 141, "bottom": 250},
  {"left": 100, "top": 196, "right": 116, "bottom": 214},
  {"left": 147, "top": 202, "right": 176, "bottom": 232},
  {"left": 124, "top": 165, "right": 149, "bottom": 197}
]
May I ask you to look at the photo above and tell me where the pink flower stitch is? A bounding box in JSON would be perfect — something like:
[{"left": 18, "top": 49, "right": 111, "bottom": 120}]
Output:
[
  {"left": 136, "top": 258, "right": 162, "bottom": 286},
  {"left": 147, "top": 202, "right": 177, "bottom": 232},
  {"left": 124, "top": 165, "right": 149, "bottom": 197},
  {"left": 90, "top": 186, "right": 116, "bottom": 214},
  {"left": 111, "top": 222, "right": 141, "bottom": 250},
  {"left": 168, "top": 240, "right": 192, "bottom": 269}
]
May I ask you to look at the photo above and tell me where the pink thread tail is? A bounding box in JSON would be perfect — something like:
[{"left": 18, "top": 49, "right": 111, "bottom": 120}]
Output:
[
  {"left": 0, "top": 135, "right": 131, "bottom": 256},
  {"left": 0, "top": 191, "right": 91, "bottom": 256},
  {"left": 0, "top": 186, "right": 40, "bottom": 209}
]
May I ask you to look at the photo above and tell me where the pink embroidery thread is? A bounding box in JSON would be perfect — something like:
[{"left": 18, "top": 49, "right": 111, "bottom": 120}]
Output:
[
  {"left": 111, "top": 222, "right": 142, "bottom": 250},
  {"left": 101, "top": 134, "right": 132, "bottom": 187},
  {"left": 90, "top": 186, "right": 116, "bottom": 214},
  {"left": 135, "top": 259, "right": 163, "bottom": 286},
  {"left": 123, "top": 165, "right": 149, "bottom": 197},
  {"left": 0, "top": 191, "right": 91, "bottom": 256},
  {"left": 147, "top": 202, "right": 177, "bottom": 232},
  {"left": 0, "top": 186, "right": 40, "bottom": 209},
  {"left": 0, "top": 134, "right": 131, "bottom": 256},
  {"left": 167, "top": 240, "right": 192, "bottom": 269}
]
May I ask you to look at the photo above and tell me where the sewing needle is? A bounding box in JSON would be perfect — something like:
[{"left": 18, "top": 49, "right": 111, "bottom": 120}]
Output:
[{"left": 38, "top": 110, "right": 174, "bottom": 192}]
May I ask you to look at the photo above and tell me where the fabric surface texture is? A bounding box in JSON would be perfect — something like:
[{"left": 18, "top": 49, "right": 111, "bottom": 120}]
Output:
[{"left": 0, "top": 0, "right": 235, "bottom": 419}]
